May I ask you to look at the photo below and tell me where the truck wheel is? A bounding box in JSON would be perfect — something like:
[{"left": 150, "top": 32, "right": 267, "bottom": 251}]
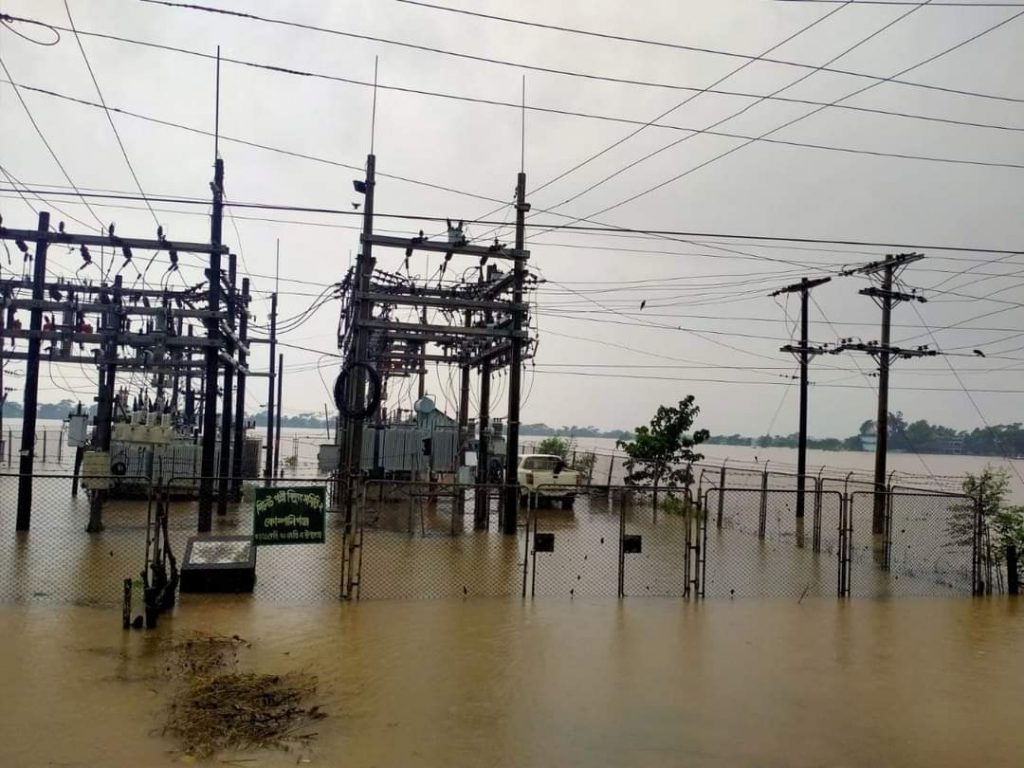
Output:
[{"left": 561, "top": 496, "right": 575, "bottom": 511}]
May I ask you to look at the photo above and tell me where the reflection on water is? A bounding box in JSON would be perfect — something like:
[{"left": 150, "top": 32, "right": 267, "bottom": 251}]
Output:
[{"left": 0, "top": 598, "right": 1021, "bottom": 767}]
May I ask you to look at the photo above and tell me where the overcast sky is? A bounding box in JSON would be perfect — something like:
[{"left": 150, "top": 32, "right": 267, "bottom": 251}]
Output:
[{"left": 2, "top": 0, "right": 1023, "bottom": 438}]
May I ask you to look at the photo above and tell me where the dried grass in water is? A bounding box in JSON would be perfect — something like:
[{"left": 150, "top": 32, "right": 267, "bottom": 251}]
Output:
[
  {"left": 161, "top": 632, "right": 325, "bottom": 759},
  {"left": 163, "top": 632, "right": 250, "bottom": 679}
]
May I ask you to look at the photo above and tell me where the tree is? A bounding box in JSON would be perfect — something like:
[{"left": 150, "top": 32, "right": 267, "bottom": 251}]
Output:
[
  {"left": 948, "top": 468, "right": 1024, "bottom": 585},
  {"left": 617, "top": 396, "right": 709, "bottom": 511},
  {"left": 536, "top": 436, "right": 570, "bottom": 460},
  {"left": 536, "top": 435, "right": 597, "bottom": 480}
]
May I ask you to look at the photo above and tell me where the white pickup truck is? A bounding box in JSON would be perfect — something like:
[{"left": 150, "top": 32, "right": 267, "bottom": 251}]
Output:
[{"left": 517, "top": 454, "right": 580, "bottom": 510}]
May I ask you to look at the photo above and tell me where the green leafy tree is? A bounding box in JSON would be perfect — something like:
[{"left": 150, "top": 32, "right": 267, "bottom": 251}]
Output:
[
  {"left": 949, "top": 468, "right": 1024, "bottom": 583},
  {"left": 617, "top": 396, "right": 709, "bottom": 511},
  {"left": 536, "top": 436, "right": 571, "bottom": 460},
  {"left": 536, "top": 435, "right": 597, "bottom": 479}
]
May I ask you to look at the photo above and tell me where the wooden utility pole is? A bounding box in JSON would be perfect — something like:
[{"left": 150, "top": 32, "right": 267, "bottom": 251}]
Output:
[
  {"left": 503, "top": 171, "right": 529, "bottom": 535},
  {"left": 873, "top": 260, "right": 895, "bottom": 534},
  {"left": 15, "top": 211, "right": 49, "bottom": 531},
  {"left": 836, "top": 253, "right": 932, "bottom": 534},
  {"left": 771, "top": 276, "right": 830, "bottom": 521}
]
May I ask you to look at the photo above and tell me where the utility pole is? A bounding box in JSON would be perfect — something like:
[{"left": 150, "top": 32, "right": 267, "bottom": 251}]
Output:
[
  {"left": 835, "top": 253, "right": 932, "bottom": 535},
  {"left": 230, "top": 277, "right": 250, "bottom": 496},
  {"left": 216, "top": 253, "right": 237, "bottom": 514},
  {"left": 184, "top": 325, "right": 195, "bottom": 428},
  {"left": 274, "top": 352, "right": 283, "bottom": 476},
  {"left": 475, "top": 360, "right": 491, "bottom": 528},
  {"left": 458, "top": 310, "right": 471, "bottom": 465},
  {"left": 87, "top": 274, "right": 122, "bottom": 533},
  {"left": 417, "top": 306, "right": 427, "bottom": 400},
  {"left": 16, "top": 211, "right": 49, "bottom": 531},
  {"left": 770, "top": 276, "right": 830, "bottom": 521},
  {"left": 198, "top": 157, "right": 224, "bottom": 532},
  {"left": 263, "top": 290, "right": 277, "bottom": 482},
  {"left": 343, "top": 154, "right": 376, "bottom": 514},
  {"left": 503, "top": 171, "right": 529, "bottom": 534}
]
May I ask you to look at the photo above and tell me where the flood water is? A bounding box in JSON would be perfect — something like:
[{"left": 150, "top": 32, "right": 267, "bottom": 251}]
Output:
[{"left": 1, "top": 597, "right": 1021, "bottom": 767}]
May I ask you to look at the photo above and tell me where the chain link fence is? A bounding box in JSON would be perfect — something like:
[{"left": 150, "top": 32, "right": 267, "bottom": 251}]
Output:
[
  {"left": 0, "top": 471, "right": 154, "bottom": 604},
  {"left": 702, "top": 488, "right": 844, "bottom": 598},
  {"left": 347, "top": 481, "right": 527, "bottom": 600},
  {"left": 0, "top": 469, "right": 996, "bottom": 605}
]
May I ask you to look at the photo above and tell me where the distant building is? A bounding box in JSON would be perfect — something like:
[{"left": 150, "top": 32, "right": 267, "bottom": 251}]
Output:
[{"left": 859, "top": 421, "right": 877, "bottom": 452}]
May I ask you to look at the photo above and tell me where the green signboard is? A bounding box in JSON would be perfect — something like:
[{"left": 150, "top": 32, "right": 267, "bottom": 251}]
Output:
[{"left": 252, "top": 486, "right": 326, "bottom": 545}]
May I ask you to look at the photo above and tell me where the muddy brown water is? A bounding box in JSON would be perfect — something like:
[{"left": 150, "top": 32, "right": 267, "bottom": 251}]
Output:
[{"left": 0, "top": 597, "right": 1021, "bottom": 767}]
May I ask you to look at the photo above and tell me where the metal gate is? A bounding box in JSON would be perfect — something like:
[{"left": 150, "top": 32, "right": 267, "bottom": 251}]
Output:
[
  {"left": 701, "top": 486, "right": 847, "bottom": 598},
  {"left": 345, "top": 480, "right": 527, "bottom": 600},
  {"left": 847, "top": 489, "right": 980, "bottom": 596}
]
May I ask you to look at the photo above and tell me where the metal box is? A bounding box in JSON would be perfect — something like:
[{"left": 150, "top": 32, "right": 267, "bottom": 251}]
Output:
[{"left": 180, "top": 536, "right": 256, "bottom": 593}]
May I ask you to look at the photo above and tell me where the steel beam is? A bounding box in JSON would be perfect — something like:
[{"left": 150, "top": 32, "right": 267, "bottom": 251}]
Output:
[
  {"left": 0, "top": 227, "right": 228, "bottom": 254},
  {"left": 361, "top": 233, "right": 527, "bottom": 261},
  {"left": 359, "top": 291, "right": 527, "bottom": 313}
]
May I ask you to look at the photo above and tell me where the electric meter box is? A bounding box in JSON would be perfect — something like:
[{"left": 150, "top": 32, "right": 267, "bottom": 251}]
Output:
[{"left": 67, "top": 414, "right": 90, "bottom": 447}]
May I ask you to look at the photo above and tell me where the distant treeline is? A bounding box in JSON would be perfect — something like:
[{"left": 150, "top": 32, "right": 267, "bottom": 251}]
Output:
[
  {"left": 707, "top": 413, "right": 1024, "bottom": 457},
  {"left": 707, "top": 434, "right": 861, "bottom": 451},
  {"left": 521, "top": 423, "right": 634, "bottom": 440},
  {"left": 248, "top": 411, "right": 329, "bottom": 429},
  {"left": 7, "top": 402, "right": 1023, "bottom": 456},
  {"left": 1, "top": 399, "right": 94, "bottom": 420}
]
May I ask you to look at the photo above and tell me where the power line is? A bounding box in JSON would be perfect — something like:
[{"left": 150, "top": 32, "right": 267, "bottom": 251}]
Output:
[
  {"left": 7, "top": 185, "right": 1020, "bottom": 275},
  {"left": 528, "top": 369, "right": 1024, "bottom": 392},
  {"left": 776, "top": 1, "right": 1024, "bottom": 6},
  {"left": 909, "top": 302, "right": 1024, "bottom": 483},
  {"left": 391, "top": 0, "right": 1024, "bottom": 104},
  {"left": 62, "top": 1, "right": 161, "bottom": 234},
  {"left": 3, "top": 35, "right": 1016, "bottom": 174},
  {"left": 465, "top": 0, "right": 859, "bottom": 246},
  {"left": 526, "top": 0, "right": 927, "bottom": 218},
  {"left": 5, "top": 73, "right": 1021, "bottom": 277},
  {"left": 0, "top": 57, "right": 104, "bottom": 230},
  {"left": 5, "top": 184, "right": 1024, "bottom": 256},
  {"left": 0, "top": 165, "right": 95, "bottom": 231},
  {"left": 525, "top": 3, "right": 1024, "bottom": 242},
  {"left": 0, "top": 79, "right": 508, "bottom": 208},
  {"left": 525, "top": 0, "right": 854, "bottom": 205},
  {"left": 19, "top": 13, "right": 1024, "bottom": 136}
]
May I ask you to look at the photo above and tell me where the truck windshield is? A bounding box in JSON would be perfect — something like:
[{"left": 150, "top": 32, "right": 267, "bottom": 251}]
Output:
[{"left": 523, "top": 457, "right": 561, "bottom": 471}]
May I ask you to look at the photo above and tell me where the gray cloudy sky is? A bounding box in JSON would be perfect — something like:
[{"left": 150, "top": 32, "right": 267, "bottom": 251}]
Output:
[{"left": 1, "top": 0, "right": 1022, "bottom": 438}]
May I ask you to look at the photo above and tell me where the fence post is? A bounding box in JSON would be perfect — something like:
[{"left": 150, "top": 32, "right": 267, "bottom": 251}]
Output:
[
  {"left": 758, "top": 466, "right": 768, "bottom": 539},
  {"left": 606, "top": 454, "right": 615, "bottom": 487},
  {"left": 617, "top": 491, "right": 626, "bottom": 598},
  {"left": 57, "top": 432, "right": 63, "bottom": 464},
  {"left": 813, "top": 468, "right": 824, "bottom": 552},
  {"left": 1007, "top": 545, "right": 1019, "bottom": 596},
  {"left": 716, "top": 463, "right": 726, "bottom": 528},
  {"left": 42, "top": 430, "right": 47, "bottom": 463},
  {"left": 838, "top": 494, "right": 846, "bottom": 597}
]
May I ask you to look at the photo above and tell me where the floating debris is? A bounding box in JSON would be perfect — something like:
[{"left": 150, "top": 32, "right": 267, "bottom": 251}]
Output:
[{"left": 161, "top": 632, "right": 325, "bottom": 759}]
